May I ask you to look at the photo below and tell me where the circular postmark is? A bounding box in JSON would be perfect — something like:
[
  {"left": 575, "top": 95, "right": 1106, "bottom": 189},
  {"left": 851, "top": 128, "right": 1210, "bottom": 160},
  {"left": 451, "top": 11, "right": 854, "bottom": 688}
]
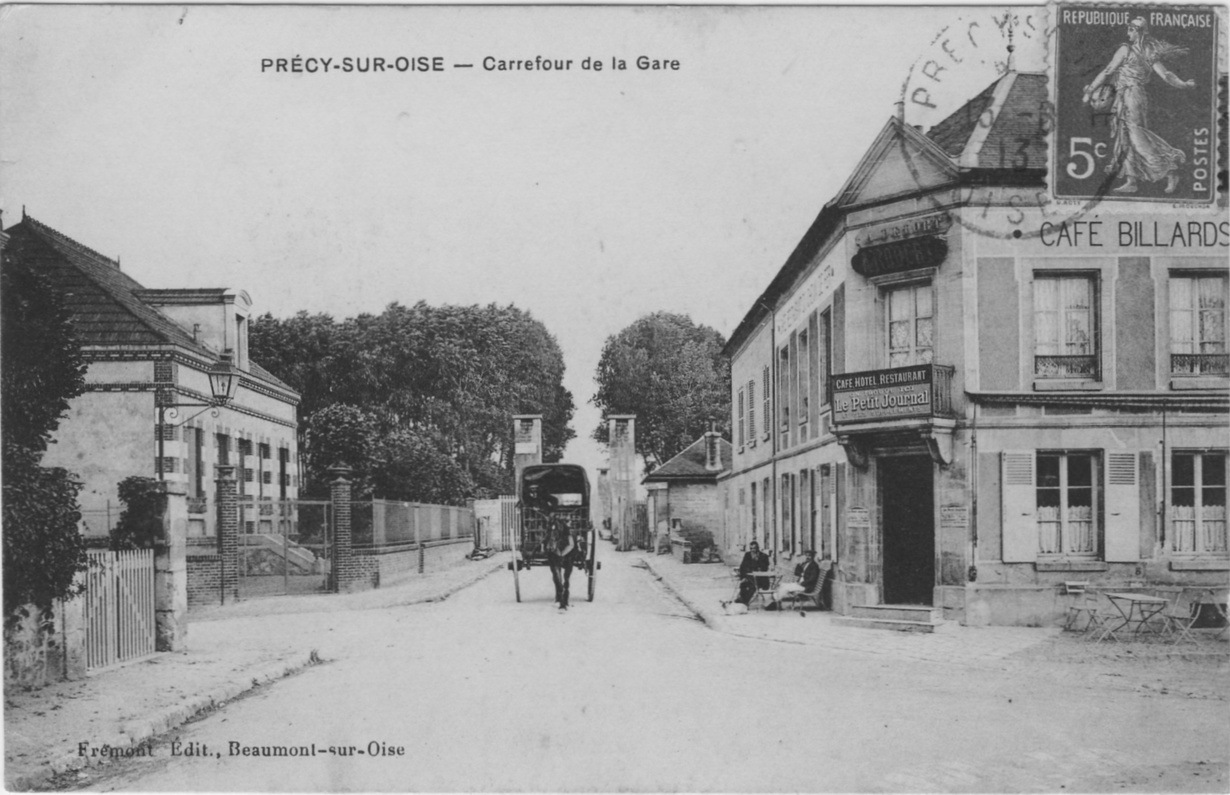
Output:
[{"left": 894, "top": 8, "right": 1118, "bottom": 241}]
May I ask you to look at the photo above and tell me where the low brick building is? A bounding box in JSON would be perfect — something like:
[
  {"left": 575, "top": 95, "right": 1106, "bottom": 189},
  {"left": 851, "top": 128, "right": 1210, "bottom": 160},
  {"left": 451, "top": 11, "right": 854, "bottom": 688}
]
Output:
[{"left": 644, "top": 430, "right": 732, "bottom": 561}]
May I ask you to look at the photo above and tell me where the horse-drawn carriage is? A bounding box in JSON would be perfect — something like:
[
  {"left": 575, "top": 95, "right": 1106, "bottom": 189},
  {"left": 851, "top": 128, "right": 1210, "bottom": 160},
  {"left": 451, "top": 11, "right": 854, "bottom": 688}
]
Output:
[{"left": 508, "top": 463, "right": 599, "bottom": 603}]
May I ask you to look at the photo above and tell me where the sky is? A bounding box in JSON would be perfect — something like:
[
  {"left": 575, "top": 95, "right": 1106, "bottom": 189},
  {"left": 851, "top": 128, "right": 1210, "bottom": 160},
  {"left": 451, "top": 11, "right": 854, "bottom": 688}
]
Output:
[{"left": 0, "top": 3, "right": 1047, "bottom": 478}]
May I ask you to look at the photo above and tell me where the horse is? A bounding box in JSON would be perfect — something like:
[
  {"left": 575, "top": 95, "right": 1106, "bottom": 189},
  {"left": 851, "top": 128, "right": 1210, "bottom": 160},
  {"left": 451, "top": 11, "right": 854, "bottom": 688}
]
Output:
[{"left": 546, "top": 518, "right": 577, "bottom": 610}]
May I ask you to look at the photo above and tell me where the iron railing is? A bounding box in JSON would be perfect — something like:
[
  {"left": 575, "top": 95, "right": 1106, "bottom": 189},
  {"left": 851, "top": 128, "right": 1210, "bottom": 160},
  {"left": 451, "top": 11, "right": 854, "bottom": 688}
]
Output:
[
  {"left": 1172, "top": 353, "right": 1229, "bottom": 376},
  {"left": 1034, "top": 354, "right": 1098, "bottom": 380}
]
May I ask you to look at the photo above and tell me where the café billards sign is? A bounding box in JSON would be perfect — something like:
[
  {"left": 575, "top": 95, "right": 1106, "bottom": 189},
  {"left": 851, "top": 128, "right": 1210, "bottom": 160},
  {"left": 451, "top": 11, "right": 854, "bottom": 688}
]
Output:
[{"left": 831, "top": 365, "right": 933, "bottom": 425}]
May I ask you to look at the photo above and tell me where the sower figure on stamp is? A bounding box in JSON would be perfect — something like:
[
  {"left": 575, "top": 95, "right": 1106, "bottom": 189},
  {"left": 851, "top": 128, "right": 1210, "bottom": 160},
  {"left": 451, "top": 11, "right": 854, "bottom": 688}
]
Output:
[
  {"left": 547, "top": 518, "right": 576, "bottom": 611},
  {"left": 1083, "top": 17, "right": 1196, "bottom": 194}
]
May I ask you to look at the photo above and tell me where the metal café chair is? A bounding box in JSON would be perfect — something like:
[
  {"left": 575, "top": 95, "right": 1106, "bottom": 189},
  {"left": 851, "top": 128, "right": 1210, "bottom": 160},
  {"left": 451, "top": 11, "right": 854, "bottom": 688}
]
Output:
[
  {"left": 1160, "top": 588, "right": 1200, "bottom": 646},
  {"left": 1061, "top": 582, "right": 1104, "bottom": 637}
]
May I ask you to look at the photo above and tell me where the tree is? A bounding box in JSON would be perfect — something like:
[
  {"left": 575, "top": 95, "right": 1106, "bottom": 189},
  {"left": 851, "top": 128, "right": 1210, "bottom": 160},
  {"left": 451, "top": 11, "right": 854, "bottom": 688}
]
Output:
[
  {"left": 301, "top": 404, "right": 379, "bottom": 499},
  {"left": 591, "top": 312, "right": 730, "bottom": 472},
  {"left": 0, "top": 252, "right": 88, "bottom": 617},
  {"left": 251, "top": 302, "right": 577, "bottom": 501}
]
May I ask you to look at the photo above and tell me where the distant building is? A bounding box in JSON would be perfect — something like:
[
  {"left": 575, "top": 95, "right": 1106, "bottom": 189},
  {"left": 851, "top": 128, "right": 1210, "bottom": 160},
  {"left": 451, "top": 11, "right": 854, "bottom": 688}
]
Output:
[
  {"left": 721, "top": 70, "right": 1228, "bottom": 625},
  {"left": 3, "top": 214, "right": 301, "bottom": 542},
  {"left": 644, "top": 429, "right": 732, "bottom": 560}
]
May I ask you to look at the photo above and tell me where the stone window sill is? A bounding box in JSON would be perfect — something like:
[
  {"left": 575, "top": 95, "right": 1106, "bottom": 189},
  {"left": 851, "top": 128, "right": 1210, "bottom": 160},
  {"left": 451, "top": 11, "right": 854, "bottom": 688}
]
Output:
[
  {"left": 1169, "top": 559, "right": 1230, "bottom": 571},
  {"left": 1035, "top": 560, "right": 1108, "bottom": 572},
  {"left": 1170, "top": 377, "right": 1230, "bottom": 391},
  {"left": 1032, "top": 380, "right": 1104, "bottom": 392}
]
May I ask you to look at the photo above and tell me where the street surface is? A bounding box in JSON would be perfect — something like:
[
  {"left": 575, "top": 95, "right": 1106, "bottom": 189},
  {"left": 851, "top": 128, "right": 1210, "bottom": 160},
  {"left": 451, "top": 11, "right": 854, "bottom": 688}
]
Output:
[{"left": 74, "top": 553, "right": 1228, "bottom": 792}]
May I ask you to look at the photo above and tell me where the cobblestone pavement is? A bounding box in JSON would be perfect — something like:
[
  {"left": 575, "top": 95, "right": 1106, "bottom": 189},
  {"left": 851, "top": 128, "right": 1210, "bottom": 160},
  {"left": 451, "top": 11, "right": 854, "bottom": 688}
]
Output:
[{"left": 3, "top": 555, "right": 507, "bottom": 790}]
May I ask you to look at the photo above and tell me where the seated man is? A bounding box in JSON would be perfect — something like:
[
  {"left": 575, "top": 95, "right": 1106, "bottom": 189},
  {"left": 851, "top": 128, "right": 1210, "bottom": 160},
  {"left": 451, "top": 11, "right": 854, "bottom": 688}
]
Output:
[
  {"left": 767, "top": 549, "right": 821, "bottom": 610},
  {"left": 722, "top": 541, "right": 769, "bottom": 613}
]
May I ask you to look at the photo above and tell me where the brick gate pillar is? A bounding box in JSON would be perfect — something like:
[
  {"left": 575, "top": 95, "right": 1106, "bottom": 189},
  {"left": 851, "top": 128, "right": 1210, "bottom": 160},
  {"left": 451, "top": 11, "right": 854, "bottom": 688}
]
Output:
[
  {"left": 329, "top": 465, "right": 355, "bottom": 592},
  {"left": 215, "top": 465, "right": 239, "bottom": 604}
]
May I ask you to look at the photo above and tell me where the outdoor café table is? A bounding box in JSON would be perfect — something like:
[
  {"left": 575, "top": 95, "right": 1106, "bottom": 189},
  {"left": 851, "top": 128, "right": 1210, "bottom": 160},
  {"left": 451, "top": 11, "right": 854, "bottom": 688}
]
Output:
[
  {"left": 1097, "top": 592, "right": 1169, "bottom": 642},
  {"left": 730, "top": 568, "right": 782, "bottom": 608}
]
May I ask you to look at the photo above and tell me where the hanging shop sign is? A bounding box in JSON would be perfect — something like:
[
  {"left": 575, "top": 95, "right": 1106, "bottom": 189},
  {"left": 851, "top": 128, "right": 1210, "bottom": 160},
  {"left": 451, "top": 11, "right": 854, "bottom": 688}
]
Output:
[
  {"left": 852, "top": 213, "right": 951, "bottom": 279},
  {"left": 831, "top": 364, "right": 933, "bottom": 425}
]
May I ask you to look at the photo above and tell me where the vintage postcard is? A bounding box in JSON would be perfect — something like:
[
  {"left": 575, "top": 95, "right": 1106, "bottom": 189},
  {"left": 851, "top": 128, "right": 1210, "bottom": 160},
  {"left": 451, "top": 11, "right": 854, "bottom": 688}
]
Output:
[{"left": 2, "top": 3, "right": 1227, "bottom": 793}]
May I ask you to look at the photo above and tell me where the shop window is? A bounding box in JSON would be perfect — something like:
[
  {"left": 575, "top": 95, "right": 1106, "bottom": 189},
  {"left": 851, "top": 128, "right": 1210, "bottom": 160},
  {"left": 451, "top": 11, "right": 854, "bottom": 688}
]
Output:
[
  {"left": 886, "top": 282, "right": 933, "bottom": 367},
  {"left": 750, "top": 481, "right": 758, "bottom": 539},
  {"left": 761, "top": 366, "right": 770, "bottom": 441},
  {"left": 1170, "top": 274, "right": 1228, "bottom": 377},
  {"left": 737, "top": 388, "right": 745, "bottom": 448},
  {"left": 1034, "top": 274, "right": 1099, "bottom": 380},
  {"left": 1171, "top": 451, "right": 1228, "bottom": 555},
  {"left": 778, "top": 346, "right": 790, "bottom": 448},
  {"left": 819, "top": 309, "right": 831, "bottom": 406},
  {"left": 1002, "top": 451, "right": 1108, "bottom": 563},
  {"left": 1037, "top": 452, "right": 1099, "bottom": 558},
  {"left": 798, "top": 329, "right": 810, "bottom": 431},
  {"left": 746, "top": 379, "right": 756, "bottom": 444}
]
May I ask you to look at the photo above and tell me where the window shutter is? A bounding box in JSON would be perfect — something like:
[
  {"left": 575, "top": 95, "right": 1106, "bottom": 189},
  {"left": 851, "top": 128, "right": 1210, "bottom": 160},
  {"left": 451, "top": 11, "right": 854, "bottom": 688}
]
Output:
[
  {"left": 1001, "top": 451, "right": 1037, "bottom": 562},
  {"left": 1104, "top": 452, "right": 1140, "bottom": 562}
]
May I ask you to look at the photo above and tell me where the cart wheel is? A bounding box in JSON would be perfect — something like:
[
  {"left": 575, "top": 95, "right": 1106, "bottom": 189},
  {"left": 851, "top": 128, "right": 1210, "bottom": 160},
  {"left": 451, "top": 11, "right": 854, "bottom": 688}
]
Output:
[{"left": 512, "top": 554, "right": 522, "bottom": 603}]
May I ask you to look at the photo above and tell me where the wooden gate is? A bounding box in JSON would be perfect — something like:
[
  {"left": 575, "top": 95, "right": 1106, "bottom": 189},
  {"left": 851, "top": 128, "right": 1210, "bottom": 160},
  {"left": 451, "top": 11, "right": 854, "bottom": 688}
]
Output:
[{"left": 84, "top": 549, "right": 156, "bottom": 670}]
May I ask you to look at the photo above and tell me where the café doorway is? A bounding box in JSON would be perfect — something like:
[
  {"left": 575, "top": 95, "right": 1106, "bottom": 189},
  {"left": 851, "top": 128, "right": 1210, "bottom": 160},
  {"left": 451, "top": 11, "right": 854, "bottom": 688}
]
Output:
[{"left": 880, "top": 455, "right": 934, "bottom": 605}]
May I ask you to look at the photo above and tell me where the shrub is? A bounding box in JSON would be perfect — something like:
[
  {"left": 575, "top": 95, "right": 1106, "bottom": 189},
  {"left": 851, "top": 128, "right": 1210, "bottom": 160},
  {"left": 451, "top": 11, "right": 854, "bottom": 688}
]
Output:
[{"left": 111, "top": 476, "right": 164, "bottom": 550}]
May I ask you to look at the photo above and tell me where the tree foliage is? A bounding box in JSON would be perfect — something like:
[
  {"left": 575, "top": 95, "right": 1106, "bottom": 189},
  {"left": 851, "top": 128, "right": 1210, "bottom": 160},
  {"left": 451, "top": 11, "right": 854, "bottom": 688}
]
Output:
[
  {"left": 110, "top": 477, "right": 164, "bottom": 551},
  {"left": 591, "top": 312, "right": 730, "bottom": 471},
  {"left": 251, "top": 302, "right": 575, "bottom": 502},
  {"left": 1, "top": 253, "right": 88, "bottom": 616}
]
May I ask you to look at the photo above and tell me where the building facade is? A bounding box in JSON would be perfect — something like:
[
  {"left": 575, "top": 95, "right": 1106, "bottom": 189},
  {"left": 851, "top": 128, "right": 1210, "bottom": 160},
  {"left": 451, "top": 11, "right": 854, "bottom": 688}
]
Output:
[
  {"left": 721, "top": 71, "right": 1228, "bottom": 626},
  {"left": 643, "top": 430, "right": 732, "bottom": 558},
  {"left": 3, "top": 215, "right": 301, "bottom": 542}
]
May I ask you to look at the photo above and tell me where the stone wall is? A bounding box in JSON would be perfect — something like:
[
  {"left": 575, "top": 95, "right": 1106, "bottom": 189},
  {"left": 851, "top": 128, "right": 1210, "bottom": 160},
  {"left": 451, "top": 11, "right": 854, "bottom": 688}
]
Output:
[{"left": 3, "top": 598, "right": 84, "bottom": 688}]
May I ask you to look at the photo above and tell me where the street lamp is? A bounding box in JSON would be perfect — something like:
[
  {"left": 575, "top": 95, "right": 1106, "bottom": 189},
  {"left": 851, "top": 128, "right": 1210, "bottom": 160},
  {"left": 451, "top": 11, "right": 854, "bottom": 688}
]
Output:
[{"left": 157, "top": 353, "right": 240, "bottom": 481}]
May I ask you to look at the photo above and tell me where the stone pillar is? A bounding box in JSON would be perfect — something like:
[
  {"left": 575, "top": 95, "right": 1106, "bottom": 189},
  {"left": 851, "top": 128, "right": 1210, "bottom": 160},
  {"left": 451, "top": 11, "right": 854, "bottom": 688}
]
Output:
[
  {"left": 512, "top": 414, "right": 543, "bottom": 499},
  {"left": 215, "top": 465, "right": 239, "bottom": 604},
  {"left": 155, "top": 481, "right": 189, "bottom": 651},
  {"left": 60, "top": 592, "right": 87, "bottom": 680},
  {"left": 329, "top": 465, "right": 354, "bottom": 592},
  {"left": 608, "top": 415, "right": 636, "bottom": 551}
]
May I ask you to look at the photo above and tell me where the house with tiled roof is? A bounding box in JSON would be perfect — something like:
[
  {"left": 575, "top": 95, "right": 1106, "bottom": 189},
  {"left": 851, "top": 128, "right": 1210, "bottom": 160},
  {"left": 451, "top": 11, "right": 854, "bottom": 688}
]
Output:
[
  {"left": 643, "top": 429, "right": 731, "bottom": 562},
  {"left": 720, "top": 66, "right": 1227, "bottom": 627},
  {"left": 2, "top": 214, "right": 301, "bottom": 601}
]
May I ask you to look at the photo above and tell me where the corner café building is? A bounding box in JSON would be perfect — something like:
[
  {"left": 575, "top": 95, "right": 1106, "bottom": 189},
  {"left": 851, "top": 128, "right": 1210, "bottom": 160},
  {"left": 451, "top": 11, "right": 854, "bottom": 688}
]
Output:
[{"left": 720, "top": 70, "right": 1229, "bottom": 626}]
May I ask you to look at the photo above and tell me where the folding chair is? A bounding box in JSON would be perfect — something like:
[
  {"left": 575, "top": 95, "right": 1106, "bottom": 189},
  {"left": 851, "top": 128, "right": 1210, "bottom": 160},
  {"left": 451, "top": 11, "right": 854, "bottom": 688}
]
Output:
[
  {"left": 1160, "top": 589, "right": 1200, "bottom": 645},
  {"left": 1061, "top": 582, "right": 1104, "bottom": 636}
]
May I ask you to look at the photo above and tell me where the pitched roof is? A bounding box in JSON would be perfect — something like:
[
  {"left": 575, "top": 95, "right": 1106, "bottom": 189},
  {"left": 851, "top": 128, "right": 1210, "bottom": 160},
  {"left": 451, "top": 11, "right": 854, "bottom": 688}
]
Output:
[
  {"left": 3, "top": 215, "right": 296, "bottom": 394},
  {"left": 723, "top": 72, "right": 1047, "bottom": 359},
  {"left": 5, "top": 216, "right": 204, "bottom": 350},
  {"left": 643, "top": 434, "right": 733, "bottom": 483}
]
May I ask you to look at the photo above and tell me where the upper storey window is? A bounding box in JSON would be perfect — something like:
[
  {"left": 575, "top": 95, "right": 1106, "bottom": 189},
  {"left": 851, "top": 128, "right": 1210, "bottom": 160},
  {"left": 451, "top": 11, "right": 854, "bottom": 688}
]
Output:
[
  {"left": 1034, "top": 274, "right": 1098, "bottom": 380},
  {"left": 1170, "top": 274, "right": 1228, "bottom": 377},
  {"left": 887, "top": 283, "right": 933, "bottom": 367}
]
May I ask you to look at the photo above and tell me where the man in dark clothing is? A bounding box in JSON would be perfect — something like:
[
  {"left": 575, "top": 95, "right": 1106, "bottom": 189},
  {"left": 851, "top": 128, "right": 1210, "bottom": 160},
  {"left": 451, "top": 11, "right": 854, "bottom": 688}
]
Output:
[
  {"left": 728, "top": 541, "right": 770, "bottom": 608},
  {"left": 768, "top": 549, "right": 821, "bottom": 610}
]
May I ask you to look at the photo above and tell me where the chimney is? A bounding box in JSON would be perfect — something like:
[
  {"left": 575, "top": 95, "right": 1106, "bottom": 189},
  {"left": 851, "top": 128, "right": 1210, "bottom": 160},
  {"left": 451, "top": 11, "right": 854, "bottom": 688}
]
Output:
[{"left": 704, "top": 422, "right": 721, "bottom": 472}]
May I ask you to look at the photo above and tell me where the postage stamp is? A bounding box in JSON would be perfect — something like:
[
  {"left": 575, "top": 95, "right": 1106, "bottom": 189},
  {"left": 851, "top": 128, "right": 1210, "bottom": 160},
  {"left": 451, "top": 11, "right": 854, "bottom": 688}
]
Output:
[{"left": 1051, "top": 4, "right": 1221, "bottom": 204}]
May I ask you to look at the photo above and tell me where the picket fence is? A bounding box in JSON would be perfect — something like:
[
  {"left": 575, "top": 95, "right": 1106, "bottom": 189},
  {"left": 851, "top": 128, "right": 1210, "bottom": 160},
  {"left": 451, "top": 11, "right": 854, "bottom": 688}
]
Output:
[{"left": 84, "top": 549, "right": 156, "bottom": 670}]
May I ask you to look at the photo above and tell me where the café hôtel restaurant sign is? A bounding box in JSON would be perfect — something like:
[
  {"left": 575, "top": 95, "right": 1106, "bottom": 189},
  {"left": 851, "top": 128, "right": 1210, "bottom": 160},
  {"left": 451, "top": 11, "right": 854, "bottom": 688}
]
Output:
[{"left": 831, "top": 365, "right": 933, "bottom": 425}]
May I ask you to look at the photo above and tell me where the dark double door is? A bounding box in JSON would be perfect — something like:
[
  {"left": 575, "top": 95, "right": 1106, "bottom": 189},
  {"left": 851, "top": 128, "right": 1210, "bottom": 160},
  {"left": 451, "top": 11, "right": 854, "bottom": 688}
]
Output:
[{"left": 880, "top": 456, "right": 934, "bottom": 606}]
